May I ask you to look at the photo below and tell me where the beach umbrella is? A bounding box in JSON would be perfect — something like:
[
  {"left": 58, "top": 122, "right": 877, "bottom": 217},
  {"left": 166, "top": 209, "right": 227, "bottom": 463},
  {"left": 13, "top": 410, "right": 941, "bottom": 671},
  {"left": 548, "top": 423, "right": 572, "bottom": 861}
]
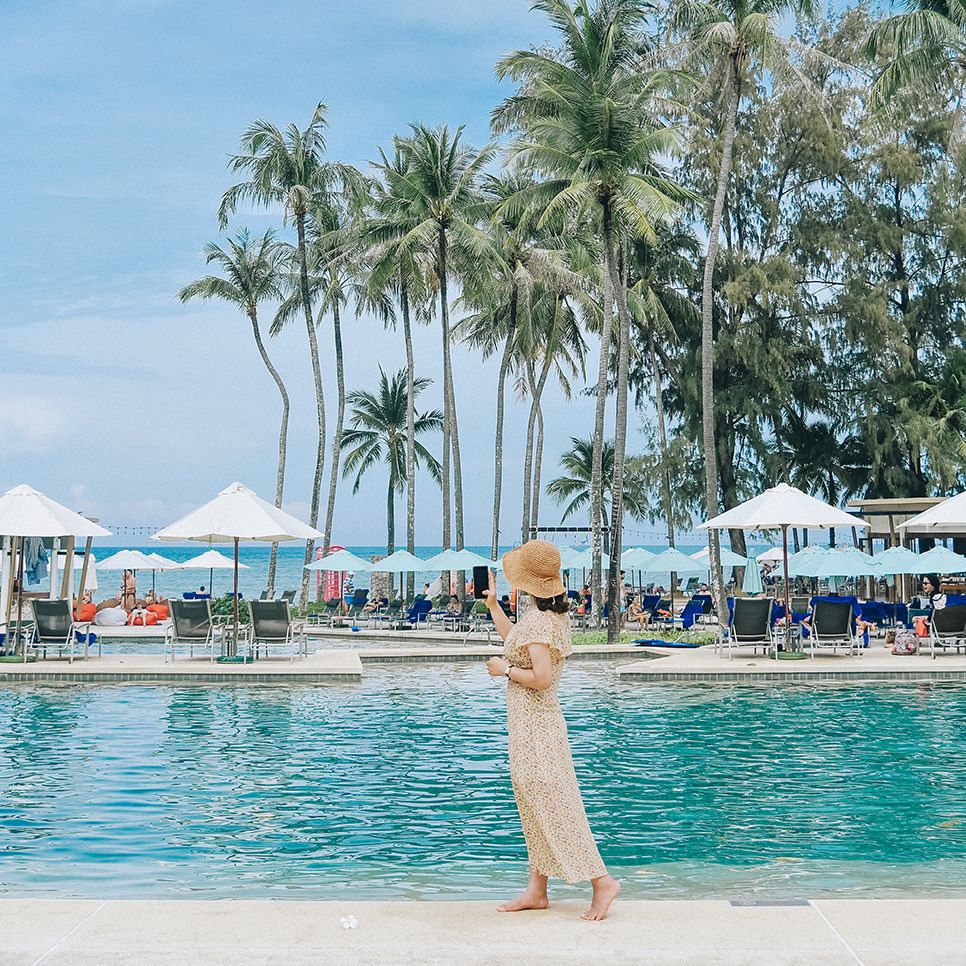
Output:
[
  {"left": 757, "top": 546, "right": 785, "bottom": 564},
  {"left": 897, "top": 491, "right": 966, "bottom": 536},
  {"left": 741, "top": 555, "right": 763, "bottom": 594},
  {"left": 786, "top": 545, "right": 832, "bottom": 577},
  {"left": 917, "top": 546, "right": 966, "bottom": 573},
  {"left": 808, "top": 548, "right": 883, "bottom": 579},
  {"left": 152, "top": 482, "right": 322, "bottom": 655},
  {"left": 873, "top": 546, "right": 925, "bottom": 574},
  {"left": 690, "top": 546, "right": 748, "bottom": 568},
  {"left": 701, "top": 482, "right": 870, "bottom": 637},
  {"left": 0, "top": 484, "right": 111, "bottom": 660},
  {"left": 143, "top": 551, "right": 185, "bottom": 592},
  {"left": 94, "top": 548, "right": 162, "bottom": 604},
  {"left": 422, "top": 548, "right": 499, "bottom": 570},
  {"left": 567, "top": 548, "right": 610, "bottom": 569},
  {"left": 370, "top": 549, "right": 429, "bottom": 572},
  {"left": 622, "top": 547, "right": 657, "bottom": 568},
  {"left": 642, "top": 547, "right": 707, "bottom": 610},
  {"left": 557, "top": 546, "right": 587, "bottom": 569},
  {"left": 180, "top": 549, "right": 250, "bottom": 596},
  {"left": 304, "top": 549, "right": 374, "bottom": 572}
]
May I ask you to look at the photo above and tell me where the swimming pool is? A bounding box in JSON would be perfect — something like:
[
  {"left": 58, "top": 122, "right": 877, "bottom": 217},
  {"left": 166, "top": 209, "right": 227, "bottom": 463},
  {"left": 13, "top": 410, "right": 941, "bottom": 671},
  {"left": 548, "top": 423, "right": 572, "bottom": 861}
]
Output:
[{"left": 2, "top": 665, "right": 965, "bottom": 900}]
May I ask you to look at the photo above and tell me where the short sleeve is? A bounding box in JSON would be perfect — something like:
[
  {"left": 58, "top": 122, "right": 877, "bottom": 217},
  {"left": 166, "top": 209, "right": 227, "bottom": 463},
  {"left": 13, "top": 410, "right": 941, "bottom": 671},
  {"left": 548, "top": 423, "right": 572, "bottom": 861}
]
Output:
[{"left": 523, "top": 608, "right": 572, "bottom": 657}]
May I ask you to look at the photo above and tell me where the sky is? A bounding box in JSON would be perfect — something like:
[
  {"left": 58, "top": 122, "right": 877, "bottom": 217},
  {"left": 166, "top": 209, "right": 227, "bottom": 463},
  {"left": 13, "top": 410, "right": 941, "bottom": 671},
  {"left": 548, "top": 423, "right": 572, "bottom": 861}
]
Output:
[{"left": 0, "top": 0, "right": 679, "bottom": 549}]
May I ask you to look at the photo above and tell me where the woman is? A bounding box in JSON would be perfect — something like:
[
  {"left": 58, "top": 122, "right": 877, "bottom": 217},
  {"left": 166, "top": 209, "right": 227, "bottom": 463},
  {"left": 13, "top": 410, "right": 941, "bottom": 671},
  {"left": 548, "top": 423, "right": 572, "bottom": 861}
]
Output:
[
  {"left": 923, "top": 573, "right": 946, "bottom": 611},
  {"left": 484, "top": 539, "right": 620, "bottom": 921},
  {"left": 119, "top": 569, "right": 136, "bottom": 611}
]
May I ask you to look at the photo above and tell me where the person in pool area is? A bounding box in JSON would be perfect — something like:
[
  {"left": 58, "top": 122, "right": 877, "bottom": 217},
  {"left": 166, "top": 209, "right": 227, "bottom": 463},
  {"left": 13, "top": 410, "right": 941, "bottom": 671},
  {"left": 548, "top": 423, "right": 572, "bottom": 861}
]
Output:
[
  {"left": 119, "top": 569, "right": 136, "bottom": 610},
  {"left": 484, "top": 539, "right": 620, "bottom": 921},
  {"left": 922, "top": 573, "right": 946, "bottom": 611}
]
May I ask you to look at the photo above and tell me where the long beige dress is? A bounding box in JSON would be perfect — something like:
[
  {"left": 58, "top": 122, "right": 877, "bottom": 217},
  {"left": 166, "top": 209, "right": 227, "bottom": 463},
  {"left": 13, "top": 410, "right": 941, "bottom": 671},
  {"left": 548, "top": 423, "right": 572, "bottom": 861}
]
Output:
[{"left": 503, "top": 607, "right": 607, "bottom": 883}]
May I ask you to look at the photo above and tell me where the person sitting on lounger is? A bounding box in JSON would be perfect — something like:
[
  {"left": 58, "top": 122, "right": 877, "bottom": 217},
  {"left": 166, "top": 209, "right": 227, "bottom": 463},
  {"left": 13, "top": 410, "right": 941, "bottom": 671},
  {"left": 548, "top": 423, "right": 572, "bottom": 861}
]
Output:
[
  {"left": 623, "top": 595, "right": 646, "bottom": 631},
  {"left": 445, "top": 594, "right": 462, "bottom": 616}
]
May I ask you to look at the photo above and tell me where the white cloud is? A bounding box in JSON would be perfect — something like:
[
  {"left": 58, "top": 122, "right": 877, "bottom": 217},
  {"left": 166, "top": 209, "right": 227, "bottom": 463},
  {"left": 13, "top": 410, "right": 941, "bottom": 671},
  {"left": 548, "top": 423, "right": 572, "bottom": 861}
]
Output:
[{"left": 0, "top": 395, "right": 78, "bottom": 452}]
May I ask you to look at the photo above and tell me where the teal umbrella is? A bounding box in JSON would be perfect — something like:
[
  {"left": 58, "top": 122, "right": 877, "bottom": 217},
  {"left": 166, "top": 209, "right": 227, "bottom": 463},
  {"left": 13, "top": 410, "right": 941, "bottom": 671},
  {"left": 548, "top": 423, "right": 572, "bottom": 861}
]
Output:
[
  {"left": 369, "top": 550, "right": 428, "bottom": 573},
  {"left": 422, "top": 548, "right": 500, "bottom": 570},
  {"left": 304, "top": 549, "right": 374, "bottom": 572},
  {"left": 917, "top": 546, "right": 966, "bottom": 573},
  {"left": 741, "top": 555, "right": 763, "bottom": 594}
]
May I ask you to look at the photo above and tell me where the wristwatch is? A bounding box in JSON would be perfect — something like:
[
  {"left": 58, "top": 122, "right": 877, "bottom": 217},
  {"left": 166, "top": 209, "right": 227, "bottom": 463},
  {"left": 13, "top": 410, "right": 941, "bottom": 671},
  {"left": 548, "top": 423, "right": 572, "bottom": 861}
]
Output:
[{"left": 504, "top": 664, "right": 513, "bottom": 678}]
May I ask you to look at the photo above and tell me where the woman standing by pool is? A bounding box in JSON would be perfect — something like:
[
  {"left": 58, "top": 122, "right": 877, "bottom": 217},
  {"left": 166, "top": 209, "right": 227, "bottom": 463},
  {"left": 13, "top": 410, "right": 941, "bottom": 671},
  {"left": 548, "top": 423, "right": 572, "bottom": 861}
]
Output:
[{"left": 484, "top": 540, "right": 620, "bottom": 921}]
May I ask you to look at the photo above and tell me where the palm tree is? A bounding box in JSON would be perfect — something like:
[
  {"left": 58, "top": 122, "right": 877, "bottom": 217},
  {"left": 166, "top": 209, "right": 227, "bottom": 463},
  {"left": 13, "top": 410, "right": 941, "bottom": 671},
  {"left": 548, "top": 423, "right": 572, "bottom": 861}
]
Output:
[
  {"left": 392, "top": 124, "right": 497, "bottom": 561},
  {"left": 547, "top": 437, "right": 649, "bottom": 550},
  {"left": 864, "top": 0, "right": 966, "bottom": 121},
  {"left": 341, "top": 368, "right": 443, "bottom": 554},
  {"left": 218, "top": 103, "right": 361, "bottom": 604},
  {"left": 493, "top": 0, "right": 688, "bottom": 638},
  {"left": 361, "top": 143, "right": 434, "bottom": 597},
  {"left": 177, "top": 228, "right": 289, "bottom": 596},
  {"left": 664, "top": 0, "right": 824, "bottom": 619}
]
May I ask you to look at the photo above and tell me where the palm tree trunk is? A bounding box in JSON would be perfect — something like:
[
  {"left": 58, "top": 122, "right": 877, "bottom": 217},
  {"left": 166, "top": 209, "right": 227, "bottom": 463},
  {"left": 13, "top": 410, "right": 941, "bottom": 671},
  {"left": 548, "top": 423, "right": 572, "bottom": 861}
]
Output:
[
  {"left": 248, "top": 307, "right": 289, "bottom": 599},
  {"left": 648, "top": 329, "right": 674, "bottom": 550},
  {"left": 491, "top": 292, "right": 517, "bottom": 560},
  {"left": 591, "top": 210, "right": 615, "bottom": 628},
  {"left": 322, "top": 294, "right": 346, "bottom": 561},
  {"left": 521, "top": 362, "right": 537, "bottom": 545},
  {"left": 296, "top": 211, "right": 325, "bottom": 607},
  {"left": 702, "top": 65, "right": 741, "bottom": 625},
  {"left": 387, "top": 479, "right": 395, "bottom": 555},
  {"left": 402, "top": 283, "right": 416, "bottom": 600},
  {"left": 439, "top": 228, "right": 451, "bottom": 561},
  {"left": 532, "top": 401, "right": 544, "bottom": 532},
  {"left": 606, "top": 232, "right": 632, "bottom": 644}
]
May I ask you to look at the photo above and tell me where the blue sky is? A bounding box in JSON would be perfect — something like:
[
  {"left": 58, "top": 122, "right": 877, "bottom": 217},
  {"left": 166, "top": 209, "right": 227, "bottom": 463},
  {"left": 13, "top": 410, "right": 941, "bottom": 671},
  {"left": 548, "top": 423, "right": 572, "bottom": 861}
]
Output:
[{"left": 0, "top": 0, "right": 674, "bottom": 548}]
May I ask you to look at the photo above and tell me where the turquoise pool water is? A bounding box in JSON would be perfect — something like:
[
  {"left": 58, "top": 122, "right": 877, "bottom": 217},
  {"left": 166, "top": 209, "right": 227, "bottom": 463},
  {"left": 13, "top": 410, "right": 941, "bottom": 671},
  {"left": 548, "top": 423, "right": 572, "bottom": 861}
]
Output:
[{"left": 2, "top": 666, "right": 966, "bottom": 900}]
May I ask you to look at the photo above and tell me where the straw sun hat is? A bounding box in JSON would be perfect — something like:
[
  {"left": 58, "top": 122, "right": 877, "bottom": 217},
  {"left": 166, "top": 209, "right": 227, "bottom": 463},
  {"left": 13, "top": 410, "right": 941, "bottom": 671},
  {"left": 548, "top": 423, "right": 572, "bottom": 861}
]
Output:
[{"left": 502, "top": 540, "right": 565, "bottom": 598}]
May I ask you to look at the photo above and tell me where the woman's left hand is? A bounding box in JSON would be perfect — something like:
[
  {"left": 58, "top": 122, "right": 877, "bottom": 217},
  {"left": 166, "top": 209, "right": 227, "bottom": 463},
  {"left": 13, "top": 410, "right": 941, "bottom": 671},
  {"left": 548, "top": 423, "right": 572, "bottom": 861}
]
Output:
[{"left": 487, "top": 657, "right": 509, "bottom": 677}]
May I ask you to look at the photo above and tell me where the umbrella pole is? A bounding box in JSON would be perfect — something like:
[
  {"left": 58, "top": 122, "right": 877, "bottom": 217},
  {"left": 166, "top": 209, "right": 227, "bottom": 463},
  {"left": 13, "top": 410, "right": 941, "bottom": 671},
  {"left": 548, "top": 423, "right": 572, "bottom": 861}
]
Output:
[
  {"left": 60, "top": 536, "right": 75, "bottom": 599},
  {"left": 782, "top": 526, "right": 792, "bottom": 653},
  {"left": 4, "top": 536, "right": 18, "bottom": 630},
  {"left": 232, "top": 538, "right": 239, "bottom": 657},
  {"left": 75, "top": 539, "right": 93, "bottom": 614},
  {"left": 15, "top": 541, "right": 26, "bottom": 661}
]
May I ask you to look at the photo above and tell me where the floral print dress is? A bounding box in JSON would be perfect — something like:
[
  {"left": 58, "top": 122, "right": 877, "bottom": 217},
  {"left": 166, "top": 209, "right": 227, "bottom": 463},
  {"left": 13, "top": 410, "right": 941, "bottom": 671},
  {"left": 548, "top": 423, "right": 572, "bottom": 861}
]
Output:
[{"left": 503, "top": 607, "right": 607, "bottom": 883}]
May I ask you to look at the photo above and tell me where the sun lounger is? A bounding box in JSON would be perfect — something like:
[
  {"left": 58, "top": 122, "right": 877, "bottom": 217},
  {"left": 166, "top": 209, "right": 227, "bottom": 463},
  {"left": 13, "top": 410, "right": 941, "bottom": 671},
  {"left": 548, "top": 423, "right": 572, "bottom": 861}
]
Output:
[
  {"left": 30, "top": 599, "right": 96, "bottom": 663},
  {"left": 927, "top": 604, "right": 966, "bottom": 658},
  {"left": 718, "top": 596, "right": 773, "bottom": 660}
]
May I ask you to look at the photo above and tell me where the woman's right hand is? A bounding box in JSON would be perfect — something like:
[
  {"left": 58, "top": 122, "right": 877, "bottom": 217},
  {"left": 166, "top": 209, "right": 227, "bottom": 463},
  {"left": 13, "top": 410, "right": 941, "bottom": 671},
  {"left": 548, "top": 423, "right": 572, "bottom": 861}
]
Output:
[{"left": 482, "top": 570, "right": 497, "bottom": 609}]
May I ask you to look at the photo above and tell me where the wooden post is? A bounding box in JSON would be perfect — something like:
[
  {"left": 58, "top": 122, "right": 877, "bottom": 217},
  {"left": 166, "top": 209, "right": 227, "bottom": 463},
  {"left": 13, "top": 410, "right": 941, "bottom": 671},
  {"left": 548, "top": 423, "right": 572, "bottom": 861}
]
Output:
[{"left": 60, "top": 536, "right": 75, "bottom": 599}]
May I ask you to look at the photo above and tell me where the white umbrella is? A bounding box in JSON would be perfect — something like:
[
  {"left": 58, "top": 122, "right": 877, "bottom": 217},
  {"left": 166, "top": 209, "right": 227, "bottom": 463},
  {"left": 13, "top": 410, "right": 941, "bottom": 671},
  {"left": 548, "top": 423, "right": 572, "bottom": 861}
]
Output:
[
  {"left": 95, "top": 548, "right": 162, "bottom": 604},
  {"left": 897, "top": 492, "right": 966, "bottom": 536},
  {"left": 181, "top": 549, "right": 250, "bottom": 596},
  {"left": 152, "top": 482, "right": 322, "bottom": 654},
  {"left": 622, "top": 547, "right": 657, "bottom": 567},
  {"left": 757, "top": 546, "right": 785, "bottom": 564},
  {"left": 702, "top": 482, "right": 870, "bottom": 636},
  {"left": 0, "top": 485, "right": 111, "bottom": 659},
  {"left": 808, "top": 548, "right": 883, "bottom": 579}
]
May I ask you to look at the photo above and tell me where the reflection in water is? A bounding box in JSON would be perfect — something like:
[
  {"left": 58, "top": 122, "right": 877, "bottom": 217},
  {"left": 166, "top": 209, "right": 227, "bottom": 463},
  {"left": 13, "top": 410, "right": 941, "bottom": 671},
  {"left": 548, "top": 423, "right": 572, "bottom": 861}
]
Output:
[{"left": 1, "top": 671, "right": 966, "bottom": 899}]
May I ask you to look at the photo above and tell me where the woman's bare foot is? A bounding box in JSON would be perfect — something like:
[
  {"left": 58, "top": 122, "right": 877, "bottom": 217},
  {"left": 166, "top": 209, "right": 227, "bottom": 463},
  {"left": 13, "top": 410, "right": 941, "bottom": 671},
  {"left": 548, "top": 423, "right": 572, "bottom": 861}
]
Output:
[
  {"left": 581, "top": 874, "right": 620, "bottom": 921},
  {"left": 496, "top": 889, "right": 550, "bottom": 912},
  {"left": 498, "top": 870, "right": 549, "bottom": 912}
]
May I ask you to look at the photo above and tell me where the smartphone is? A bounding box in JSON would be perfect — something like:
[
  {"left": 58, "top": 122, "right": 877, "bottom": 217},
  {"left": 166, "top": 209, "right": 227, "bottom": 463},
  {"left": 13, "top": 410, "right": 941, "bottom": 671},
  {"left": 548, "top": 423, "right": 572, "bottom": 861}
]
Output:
[{"left": 473, "top": 566, "right": 490, "bottom": 599}]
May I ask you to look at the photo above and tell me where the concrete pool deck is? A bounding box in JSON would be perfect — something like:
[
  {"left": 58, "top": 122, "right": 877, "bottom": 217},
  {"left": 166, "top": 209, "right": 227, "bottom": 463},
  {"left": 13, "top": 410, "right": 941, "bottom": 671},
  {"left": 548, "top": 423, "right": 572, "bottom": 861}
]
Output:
[
  {"left": 3, "top": 637, "right": 966, "bottom": 684},
  {"left": 4, "top": 897, "right": 965, "bottom": 965}
]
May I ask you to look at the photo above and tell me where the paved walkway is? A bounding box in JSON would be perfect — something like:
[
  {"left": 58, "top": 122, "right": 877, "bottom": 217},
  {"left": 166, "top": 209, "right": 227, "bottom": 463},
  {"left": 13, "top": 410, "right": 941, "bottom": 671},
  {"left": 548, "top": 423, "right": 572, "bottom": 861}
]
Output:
[{"left": 4, "top": 898, "right": 964, "bottom": 965}]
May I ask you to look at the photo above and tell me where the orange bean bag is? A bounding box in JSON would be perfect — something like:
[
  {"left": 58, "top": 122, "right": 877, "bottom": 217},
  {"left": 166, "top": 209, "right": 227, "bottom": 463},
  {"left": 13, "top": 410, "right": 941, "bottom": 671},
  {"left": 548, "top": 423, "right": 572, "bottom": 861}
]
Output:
[
  {"left": 128, "top": 612, "right": 159, "bottom": 626},
  {"left": 146, "top": 604, "right": 168, "bottom": 620},
  {"left": 73, "top": 603, "right": 96, "bottom": 622}
]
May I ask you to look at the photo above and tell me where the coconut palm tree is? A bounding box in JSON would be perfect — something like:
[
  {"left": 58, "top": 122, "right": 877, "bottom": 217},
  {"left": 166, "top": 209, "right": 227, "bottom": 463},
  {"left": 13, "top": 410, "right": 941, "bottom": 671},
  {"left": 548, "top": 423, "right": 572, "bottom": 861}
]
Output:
[
  {"left": 547, "top": 437, "right": 649, "bottom": 550},
  {"left": 391, "top": 124, "right": 497, "bottom": 559},
  {"left": 360, "top": 143, "right": 435, "bottom": 597},
  {"left": 864, "top": 0, "right": 966, "bottom": 120},
  {"left": 493, "top": 0, "right": 688, "bottom": 638},
  {"left": 341, "top": 368, "right": 443, "bottom": 554},
  {"left": 177, "top": 228, "right": 289, "bottom": 596},
  {"left": 664, "top": 0, "right": 827, "bottom": 618},
  {"left": 218, "top": 103, "right": 362, "bottom": 604}
]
